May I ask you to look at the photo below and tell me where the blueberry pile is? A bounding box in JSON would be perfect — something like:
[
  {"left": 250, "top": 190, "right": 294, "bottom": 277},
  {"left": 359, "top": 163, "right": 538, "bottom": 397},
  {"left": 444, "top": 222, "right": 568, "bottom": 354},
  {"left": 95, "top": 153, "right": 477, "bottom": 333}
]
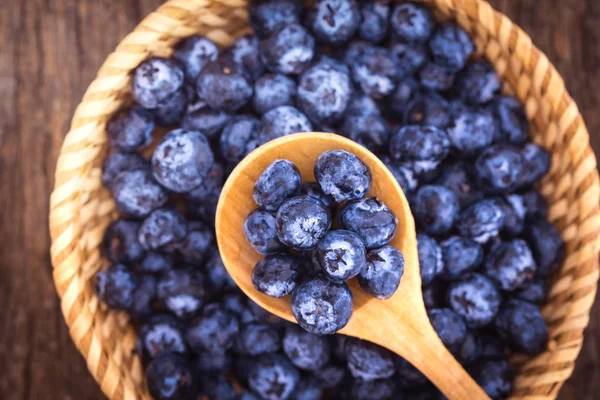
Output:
[
  {"left": 247, "top": 152, "right": 404, "bottom": 334},
  {"left": 95, "top": 0, "right": 565, "bottom": 399}
]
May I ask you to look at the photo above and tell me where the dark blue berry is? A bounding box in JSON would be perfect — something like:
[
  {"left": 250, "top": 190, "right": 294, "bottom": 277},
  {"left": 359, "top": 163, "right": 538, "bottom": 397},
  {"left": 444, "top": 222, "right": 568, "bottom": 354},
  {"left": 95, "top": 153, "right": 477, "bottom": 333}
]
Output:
[
  {"left": 358, "top": 245, "right": 405, "bottom": 299},
  {"left": 181, "top": 99, "right": 231, "bottom": 138},
  {"left": 456, "top": 61, "right": 500, "bottom": 105},
  {"left": 440, "top": 236, "right": 483, "bottom": 281},
  {"left": 130, "top": 274, "right": 157, "bottom": 320},
  {"left": 419, "top": 62, "right": 455, "bottom": 92},
  {"left": 152, "top": 88, "right": 188, "bottom": 126},
  {"left": 249, "top": 353, "right": 300, "bottom": 400},
  {"left": 390, "top": 125, "right": 450, "bottom": 175},
  {"left": 259, "top": 106, "right": 313, "bottom": 143},
  {"left": 203, "top": 375, "right": 237, "bottom": 400},
  {"left": 359, "top": 1, "right": 390, "bottom": 43},
  {"left": 313, "top": 363, "right": 346, "bottom": 388},
  {"left": 429, "top": 23, "right": 474, "bottom": 72},
  {"left": 350, "top": 378, "right": 395, "bottom": 400},
  {"left": 196, "top": 60, "right": 253, "bottom": 112},
  {"left": 520, "top": 143, "right": 550, "bottom": 186},
  {"left": 138, "top": 315, "right": 188, "bottom": 360},
  {"left": 315, "top": 150, "right": 372, "bottom": 203},
  {"left": 101, "top": 219, "right": 145, "bottom": 265},
  {"left": 404, "top": 91, "right": 451, "bottom": 128},
  {"left": 132, "top": 57, "right": 185, "bottom": 109},
  {"left": 435, "top": 161, "right": 483, "bottom": 208},
  {"left": 253, "top": 73, "right": 297, "bottom": 115},
  {"left": 196, "top": 350, "right": 232, "bottom": 375},
  {"left": 342, "top": 107, "right": 390, "bottom": 152},
  {"left": 235, "top": 322, "right": 283, "bottom": 355},
  {"left": 102, "top": 151, "right": 148, "bottom": 191},
  {"left": 484, "top": 239, "right": 536, "bottom": 291},
  {"left": 428, "top": 308, "right": 468, "bottom": 356},
  {"left": 291, "top": 376, "right": 324, "bottom": 400},
  {"left": 395, "top": 356, "right": 428, "bottom": 388},
  {"left": 138, "top": 208, "right": 187, "bottom": 251},
  {"left": 157, "top": 268, "right": 206, "bottom": 319},
  {"left": 205, "top": 248, "right": 237, "bottom": 292},
  {"left": 291, "top": 276, "right": 353, "bottom": 335},
  {"left": 497, "top": 195, "right": 526, "bottom": 236},
  {"left": 413, "top": 185, "right": 459, "bottom": 235},
  {"left": 380, "top": 156, "right": 419, "bottom": 196},
  {"left": 261, "top": 24, "right": 315, "bottom": 75},
  {"left": 253, "top": 253, "right": 301, "bottom": 297},
  {"left": 470, "top": 358, "right": 513, "bottom": 399},
  {"left": 283, "top": 325, "right": 331, "bottom": 370},
  {"left": 301, "top": 182, "right": 336, "bottom": 210},
  {"left": 390, "top": 3, "right": 434, "bottom": 43},
  {"left": 107, "top": 107, "right": 155, "bottom": 152},
  {"left": 457, "top": 199, "right": 505, "bottom": 244},
  {"left": 496, "top": 299, "right": 547, "bottom": 355},
  {"left": 338, "top": 197, "right": 397, "bottom": 249},
  {"left": 223, "top": 34, "right": 265, "bottom": 81},
  {"left": 308, "top": 0, "right": 360, "bottom": 45},
  {"left": 493, "top": 95, "right": 528, "bottom": 145},
  {"left": 346, "top": 44, "right": 399, "bottom": 99},
  {"left": 474, "top": 144, "right": 524, "bottom": 194},
  {"left": 389, "top": 41, "right": 427, "bottom": 77},
  {"left": 514, "top": 278, "right": 548, "bottom": 304},
  {"left": 458, "top": 330, "right": 481, "bottom": 366},
  {"left": 146, "top": 353, "right": 195, "bottom": 400},
  {"left": 151, "top": 129, "right": 214, "bottom": 193},
  {"left": 525, "top": 220, "right": 564, "bottom": 278},
  {"left": 297, "top": 61, "right": 353, "bottom": 125},
  {"left": 346, "top": 93, "right": 380, "bottom": 116},
  {"left": 221, "top": 292, "right": 256, "bottom": 324},
  {"left": 112, "top": 168, "right": 169, "bottom": 218},
  {"left": 522, "top": 189, "right": 548, "bottom": 222},
  {"left": 447, "top": 108, "right": 496, "bottom": 157},
  {"left": 245, "top": 210, "right": 286, "bottom": 255},
  {"left": 254, "top": 159, "right": 302, "bottom": 211},
  {"left": 219, "top": 115, "right": 260, "bottom": 163},
  {"left": 174, "top": 35, "right": 219, "bottom": 81},
  {"left": 250, "top": 0, "right": 302, "bottom": 37},
  {"left": 448, "top": 273, "right": 502, "bottom": 328},
  {"left": 96, "top": 263, "right": 136, "bottom": 310},
  {"left": 276, "top": 196, "right": 332, "bottom": 251},
  {"left": 316, "top": 230, "right": 367, "bottom": 282},
  {"left": 175, "top": 222, "right": 213, "bottom": 263},
  {"left": 346, "top": 338, "right": 395, "bottom": 381},
  {"left": 416, "top": 233, "right": 444, "bottom": 285},
  {"left": 186, "top": 303, "right": 240, "bottom": 354}
]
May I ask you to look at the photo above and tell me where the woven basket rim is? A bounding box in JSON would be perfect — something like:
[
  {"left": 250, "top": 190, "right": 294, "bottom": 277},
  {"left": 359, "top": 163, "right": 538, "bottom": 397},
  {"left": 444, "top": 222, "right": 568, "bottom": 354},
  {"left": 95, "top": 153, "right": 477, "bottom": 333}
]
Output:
[{"left": 48, "top": 0, "right": 600, "bottom": 399}]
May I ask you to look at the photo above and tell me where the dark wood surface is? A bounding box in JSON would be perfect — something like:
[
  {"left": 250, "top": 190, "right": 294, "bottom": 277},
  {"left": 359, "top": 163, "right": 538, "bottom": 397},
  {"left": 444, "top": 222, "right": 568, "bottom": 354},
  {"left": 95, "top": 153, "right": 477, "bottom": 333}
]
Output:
[{"left": 0, "top": 0, "right": 598, "bottom": 399}]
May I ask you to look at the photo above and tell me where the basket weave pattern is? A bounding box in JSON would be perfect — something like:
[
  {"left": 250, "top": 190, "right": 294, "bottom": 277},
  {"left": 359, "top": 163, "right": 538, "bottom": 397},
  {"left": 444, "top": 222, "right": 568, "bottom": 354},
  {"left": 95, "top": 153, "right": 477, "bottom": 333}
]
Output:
[{"left": 49, "top": 0, "right": 600, "bottom": 399}]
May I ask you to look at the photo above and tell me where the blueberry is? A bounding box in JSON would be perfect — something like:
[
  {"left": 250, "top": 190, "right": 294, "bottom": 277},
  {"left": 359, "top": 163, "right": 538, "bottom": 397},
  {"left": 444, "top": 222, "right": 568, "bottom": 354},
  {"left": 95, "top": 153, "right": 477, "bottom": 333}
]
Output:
[
  {"left": 413, "top": 185, "right": 459, "bottom": 235},
  {"left": 283, "top": 325, "right": 331, "bottom": 370},
  {"left": 146, "top": 353, "right": 195, "bottom": 400},
  {"left": 291, "top": 376, "right": 324, "bottom": 400},
  {"left": 395, "top": 356, "right": 428, "bottom": 388},
  {"left": 439, "top": 236, "right": 483, "bottom": 281},
  {"left": 338, "top": 197, "right": 398, "bottom": 249},
  {"left": 350, "top": 378, "right": 395, "bottom": 400},
  {"left": 222, "top": 34, "right": 265, "bottom": 81},
  {"left": 107, "top": 107, "right": 154, "bottom": 152},
  {"left": 521, "top": 189, "right": 548, "bottom": 222},
  {"left": 346, "top": 93, "right": 380, "bottom": 116},
  {"left": 205, "top": 248, "right": 237, "bottom": 292},
  {"left": 186, "top": 162, "right": 225, "bottom": 202},
  {"left": 101, "top": 219, "right": 145, "bottom": 265},
  {"left": 416, "top": 233, "right": 444, "bottom": 285},
  {"left": 446, "top": 108, "right": 496, "bottom": 157},
  {"left": 101, "top": 151, "right": 148, "bottom": 191},
  {"left": 219, "top": 115, "right": 260, "bottom": 163},
  {"left": 456, "top": 61, "right": 500, "bottom": 105},
  {"left": 457, "top": 199, "right": 505, "bottom": 244},
  {"left": 221, "top": 292, "right": 256, "bottom": 324},
  {"left": 175, "top": 223, "right": 213, "bottom": 263},
  {"left": 358, "top": 245, "right": 405, "bottom": 299},
  {"left": 419, "top": 62, "right": 456, "bottom": 92},
  {"left": 249, "top": 353, "right": 300, "bottom": 400},
  {"left": 389, "top": 41, "right": 427, "bottom": 77},
  {"left": 359, "top": 1, "right": 390, "bottom": 43},
  {"left": 276, "top": 196, "right": 332, "bottom": 251},
  {"left": 253, "top": 73, "right": 297, "bottom": 115},
  {"left": 428, "top": 308, "right": 468, "bottom": 356},
  {"left": 485, "top": 239, "right": 536, "bottom": 292},
  {"left": 342, "top": 107, "right": 390, "bottom": 152},
  {"left": 346, "top": 338, "right": 395, "bottom": 381},
  {"left": 291, "top": 276, "right": 353, "bottom": 335},
  {"left": 186, "top": 303, "right": 240, "bottom": 354},
  {"left": 235, "top": 322, "right": 283, "bottom": 355},
  {"left": 254, "top": 159, "right": 302, "bottom": 211},
  {"left": 157, "top": 268, "right": 207, "bottom": 319},
  {"left": 181, "top": 99, "right": 231, "bottom": 138},
  {"left": 151, "top": 128, "right": 214, "bottom": 193},
  {"left": 151, "top": 88, "right": 188, "bottom": 126},
  {"left": 130, "top": 274, "right": 157, "bottom": 320},
  {"left": 520, "top": 143, "right": 550, "bottom": 186},
  {"left": 245, "top": 210, "right": 286, "bottom": 255},
  {"left": 434, "top": 161, "right": 483, "bottom": 208},
  {"left": 404, "top": 91, "right": 451, "bottom": 128},
  {"left": 497, "top": 195, "right": 526, "bottom": 236},
  {"left": 390, "top": 3, "right": 434, "bottom": 42},
  {"left": 315, "top": 150, "right": 372, "bottom": 203},
  {"left": 313, "top": 363, "right": 346, "bottom": 388},
  {"left": 316, "top": 230, "right": 367, "bottom": 282},
  {"left": 389, "top": 125, "right": 450, "bottom": 175},
  {"left": 474, "top": 144, "right": 524, "bottom": 194},
  {"left": 261, "top": 24, "right": 315, "bottom": 75},
  {"left": 448, "top": 273, "right": 502, "bottom": 328},
  {"left": 138, "top": 208, "right": 187, "bottom": 251},
  {"left": 308, "top": 0, "right": 360, "bottom": 45},
  {"left": 458, "top": 330, "right": 481, "bottom": 366},
  {"left": 112, "top": 169, "right": 169, "bottom": 218},
  {"left": 429, "top": 23, "right": 474, "bottom": 72},
  {"left": 203, "top": 375, "right": 237, "bottom": 400},
  {"left": 525, "top": 220, "right": 564, "bottom": 278},
  {"left": 496, "top": 299, "right": 547, "bottom": 355},
  {"left": 138, "top": 315, "right": 188, "bottom": 360},
  {"left": 196, "top": 60, "right": 253, "bottom": 112},
  {"left": 96, "top": 263, "right": 136, "bottom": 310},
  {"left": 514, "top": 278, "right": 548, "bottom": 304},
  {"left": 346, "top": 44, "right": 399, "bottom": 99},
  {"left": 253, "top": 254, "right": 301, "bottom": 297},
  {"left": 470, "top": 358, "right": 513, "bottom": 399},
  {"left": 250, "top": 0, "right": 302, "bottom": 37},
  {"left": 492, "top": 96, "right": 528, "bottom": 145},
  {"left": 132, "top": 57, "right": 185, "bottom": 109},
  {"left": 196, "top": 350, "right": 232, "bottom": 375},
  {"left": 259, "top": 106, "right": 313, "bottom": 143},
  {"left": 300, "top": 182, "right": 337, "bottom": 210},
  {"left": 173, "top": 35, "right": 219, "bottom": 81},
  {"left": 297, "top": 61, "right": 353, "bottom": 125},
  {"left": 380, "top": 156, "right": 419, "bottom": 196}
]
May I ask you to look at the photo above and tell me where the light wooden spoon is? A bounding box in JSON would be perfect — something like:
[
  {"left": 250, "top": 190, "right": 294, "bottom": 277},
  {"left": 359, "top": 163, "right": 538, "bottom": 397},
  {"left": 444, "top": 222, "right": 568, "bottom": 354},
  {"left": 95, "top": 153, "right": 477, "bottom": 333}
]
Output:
[{"left": 215, "top": 132, "right": 490, "bottom": 400}]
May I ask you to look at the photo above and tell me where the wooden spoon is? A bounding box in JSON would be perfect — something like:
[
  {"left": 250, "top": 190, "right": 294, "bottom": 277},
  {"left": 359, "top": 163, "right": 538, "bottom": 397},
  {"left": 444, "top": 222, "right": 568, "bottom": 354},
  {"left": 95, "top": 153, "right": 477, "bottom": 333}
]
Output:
[{"left": 215, "top": 132, "right": 490, "bottom": 400}]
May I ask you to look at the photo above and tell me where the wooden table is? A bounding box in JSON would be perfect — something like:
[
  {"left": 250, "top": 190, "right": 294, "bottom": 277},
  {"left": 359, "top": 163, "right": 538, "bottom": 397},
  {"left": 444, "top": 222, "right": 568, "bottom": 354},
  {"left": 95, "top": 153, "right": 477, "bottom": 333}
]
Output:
[{"left": 0, "top": 0, "right": 598, "bottom": 399}]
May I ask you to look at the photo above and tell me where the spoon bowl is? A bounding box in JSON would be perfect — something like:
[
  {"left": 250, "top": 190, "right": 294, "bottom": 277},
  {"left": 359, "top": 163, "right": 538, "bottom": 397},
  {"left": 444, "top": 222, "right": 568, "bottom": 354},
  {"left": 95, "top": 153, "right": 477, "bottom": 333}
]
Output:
[{"left": 216, "top": 132, "right": 490, "bottom": 400}]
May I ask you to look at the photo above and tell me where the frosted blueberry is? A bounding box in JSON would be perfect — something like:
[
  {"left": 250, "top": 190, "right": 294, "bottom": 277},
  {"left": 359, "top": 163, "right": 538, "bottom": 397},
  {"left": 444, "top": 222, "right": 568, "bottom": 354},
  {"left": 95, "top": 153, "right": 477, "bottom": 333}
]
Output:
[
  {"left": 252, "top": 253, "right": 301, "bottom": 298},
  {"left": 314, "top": 150, "right": 371, "bottom": 203},
  {"left": 253, "top": 159, "right": 302, "bottom": 211},
  {"left": 358, "top": 245, "right": 405, "bottom": 299},
  {"left": 276, "top": 196, "right": 332, "bottom": 251},
  {"left": 244, "top": 209, "right": 286, "bottom": 255},
  {"left": 338, "top": 197, "right": 398, "bottom": 249},
  {"left": 316, "top": 230, "right": 367, "bottom": 282}
]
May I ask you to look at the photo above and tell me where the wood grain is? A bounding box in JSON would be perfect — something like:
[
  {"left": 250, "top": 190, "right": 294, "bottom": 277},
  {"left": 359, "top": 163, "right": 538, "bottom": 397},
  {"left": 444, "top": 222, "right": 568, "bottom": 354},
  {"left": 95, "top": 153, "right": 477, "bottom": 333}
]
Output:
[{"left": 0, "top": 0, "right": 598, "bottom": 399}]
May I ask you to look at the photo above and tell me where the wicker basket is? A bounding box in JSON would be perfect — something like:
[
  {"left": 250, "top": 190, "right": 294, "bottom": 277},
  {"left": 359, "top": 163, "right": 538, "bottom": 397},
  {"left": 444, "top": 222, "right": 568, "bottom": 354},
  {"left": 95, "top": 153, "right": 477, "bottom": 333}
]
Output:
[{"left": 49, "top": 0, "right": 600, "bottom": 399}]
